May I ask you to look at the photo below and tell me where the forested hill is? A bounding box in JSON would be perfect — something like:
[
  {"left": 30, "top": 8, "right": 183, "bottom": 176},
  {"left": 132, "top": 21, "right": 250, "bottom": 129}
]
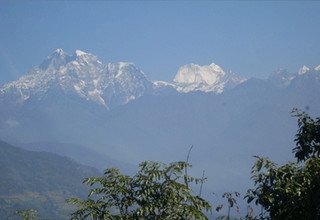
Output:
[{"left": 0, "top": 140, "right": 100, "bottom": 219}]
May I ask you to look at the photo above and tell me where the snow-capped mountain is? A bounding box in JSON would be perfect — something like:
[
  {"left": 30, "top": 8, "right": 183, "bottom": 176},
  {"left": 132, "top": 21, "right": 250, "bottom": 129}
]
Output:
[
  {"left": 0, "top": 49, "right": 249, "bottom": 110},
  {"left": 153, "top": 63, "right": 246, "bottom": 93},
  {"left": 268, "top": 65, "right": 320, "bottom": 88},
  {"left": 1, "top": 49, "right": 318, "bottom": 111},
  {"left": 102, "top": 62, "right": 152, "bottom": 108},
  {"left": 298, "top": 65, "right": 310, "bottom": 75},
  {"left": 0, "top": 49, "right": 151, "bottom": 109}
]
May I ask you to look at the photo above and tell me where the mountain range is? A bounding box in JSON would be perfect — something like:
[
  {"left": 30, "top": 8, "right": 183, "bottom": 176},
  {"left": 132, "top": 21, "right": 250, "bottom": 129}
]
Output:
[
  {"left": 1, "top": 49, "right": 320, "bottom": 196},
  {"left": 0, "top": 49, "right": 248, "bottom": 109}
]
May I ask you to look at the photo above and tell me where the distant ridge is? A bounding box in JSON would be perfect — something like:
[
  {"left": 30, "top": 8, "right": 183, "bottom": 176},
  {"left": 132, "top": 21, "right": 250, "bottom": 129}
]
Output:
[{"left": 0, "top": 139, "right": 99, "bottom": 219}]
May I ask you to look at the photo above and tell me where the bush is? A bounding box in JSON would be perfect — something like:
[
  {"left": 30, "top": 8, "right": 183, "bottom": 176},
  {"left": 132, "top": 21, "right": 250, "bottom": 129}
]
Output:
[{"left": 68, "top": 161, "right": 211, "bottom": 219}]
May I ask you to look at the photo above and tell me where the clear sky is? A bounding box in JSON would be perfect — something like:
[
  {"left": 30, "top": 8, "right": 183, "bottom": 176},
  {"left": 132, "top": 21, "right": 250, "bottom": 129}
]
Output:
[{"left": 0, "top": 1, "right": 320, "bottom": 85}]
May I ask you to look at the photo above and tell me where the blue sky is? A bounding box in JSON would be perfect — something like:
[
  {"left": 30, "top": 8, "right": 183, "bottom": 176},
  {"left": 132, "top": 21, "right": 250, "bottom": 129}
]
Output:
[{"left": 0, "top": 1, "right": 320, "bottom": 85}]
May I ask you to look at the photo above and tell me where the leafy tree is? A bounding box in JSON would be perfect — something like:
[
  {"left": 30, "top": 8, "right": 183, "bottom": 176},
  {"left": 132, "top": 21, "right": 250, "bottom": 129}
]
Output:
[
  {"left": 68, "top": 161, "right": 211, "bottom": 219},
  {"left": 15, "top": 209, "right": 37, "bottom": 220},
  {"left": 292, "top": 108, "right": 320, "bottom": 162},
  {"left": 215, "top": 192, "right": 241, "bottom": 220},
  {"left": 246, "top": 109, "right": 320, "bottom": 219}
]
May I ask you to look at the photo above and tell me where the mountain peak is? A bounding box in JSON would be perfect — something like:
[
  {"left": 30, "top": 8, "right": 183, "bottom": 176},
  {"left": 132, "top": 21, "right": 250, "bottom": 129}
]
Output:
[
  {"left": 118, "top": 61, "right": 134, "bottom": 69},
  {"left": 74, "top": 49, "right": 89, "bottom": 57},
  {"left": 107, "top": 62, "right": 135, "bottom": 71},
  {"left": 315, "top": 65, "right": 320, "bottom": 72},
  {"left": 71, "top": 50, "right": 100, "bottom": 65},
  {"left": 49, "top": 48, "right": 67, "bottom": 59},
  {"left": 209, "top": 63, "right": 224, "bottom": 72},
  {"left": 107, "top": 62, "right": 147, "bottom": 80},
  {"left": 0, "top": 49, "right": 152, "bottom": 109},
  {"left": 170, "top": 62, "right": 245, "bottom": 93},
  {"left": 40, "top": 49, "right": 69, "bottom": 70},
  {"left": 298, "top": 65, "right": 310, "bottom": 75},
  {"left": 173, "top": 62, "right": 225, "bottom": 85},
  {"left": 53, "top": 48, "right": 65, "bottom": 55}
]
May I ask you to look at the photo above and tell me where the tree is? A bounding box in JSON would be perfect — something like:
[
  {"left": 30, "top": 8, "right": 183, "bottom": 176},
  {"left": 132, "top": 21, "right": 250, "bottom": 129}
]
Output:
[
  {"left": 15, "top": 209, "right": 38, "bottom": 220},
  {"left": 292, "top": 108, "right": 320, "bottom": 162},
  {"left": 68, "top": 161, "right": 211, "bottom": 219},
  {"left": 215, "top": 192, "right": 241, "bottom": 220},
  {"left": 246, "top": 109, "right": 320, "bottom": 219}
]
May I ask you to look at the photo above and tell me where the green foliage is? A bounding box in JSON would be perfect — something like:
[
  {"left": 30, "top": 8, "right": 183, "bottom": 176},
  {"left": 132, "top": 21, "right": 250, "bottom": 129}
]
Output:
[
  {"left": 15, "top": 208, "right": 50, "bottom": 220},
  {"left": 246, "top": 110, "right": 320, "bottom": 219},
  {"left": 292, "top": 108, "right": 320, "bottom": 162},
  {"left": 15, "top": 209, "right": 37, "bottom": 220},
  {"left": 215, "top": 192, "right": 241, "bottom": 220},
  {"left": 10, "top": 109, "right": 320, "bottom": 220},
  {"left": 68, "top": 161, "right": 211, "bottom": 219}
]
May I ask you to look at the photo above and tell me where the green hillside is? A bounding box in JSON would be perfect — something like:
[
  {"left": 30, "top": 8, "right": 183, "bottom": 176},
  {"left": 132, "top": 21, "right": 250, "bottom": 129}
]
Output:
[{"left": 0, "top": 140, "right": 100, "bottom": 219}]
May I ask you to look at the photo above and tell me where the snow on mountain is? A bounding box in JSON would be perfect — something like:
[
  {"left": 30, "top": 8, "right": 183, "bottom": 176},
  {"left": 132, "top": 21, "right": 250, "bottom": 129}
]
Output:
[
  {"left": 1, "top": 49, "right": 249, "bottom": 110},
  {"left": 101, "top": 62, "right": 152, "bottom": 107},
  {"left": 2, "top": 48, "right": 317, "bottom": 110},
  {"left": 298, "top": 65, "right": 310, "bottom": 75},
  {"left": 268, "top": 64, "right": 320, "bottom": 88},
  {"left": 39, "top": 48, "right": 69, "bottom": 70},
  {"left": 0, "top": 49, "right": 150, "bottom": 109},
  {"left": 168, "top": 63, "right": 246, "bottom": 93},
  {"left": 1, "top": 49, "right": 105, "bottom": 105},
  {"left": 174, "top": 63, "right": 225, "bottom": 85},
  {"left": 152, "top": 80, "right": 174, "bottom": 89}
]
